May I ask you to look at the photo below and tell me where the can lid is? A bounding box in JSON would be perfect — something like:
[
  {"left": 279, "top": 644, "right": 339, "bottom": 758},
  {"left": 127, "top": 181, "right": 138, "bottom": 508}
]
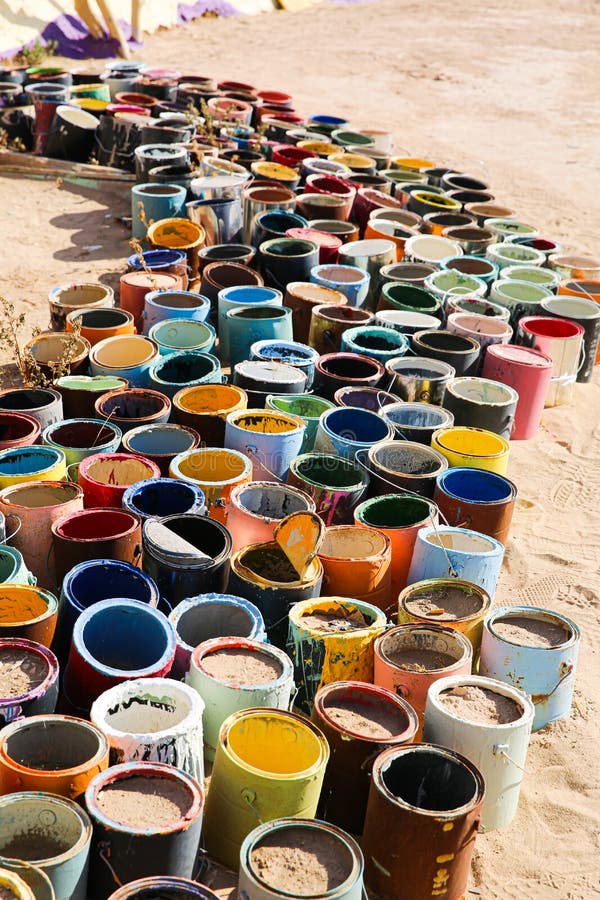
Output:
[
  {"left": 144, "top": 520, "right": 211, "bottom": 561},
  {"left": 274, "top": 511, "right": 324, "bottom": 578}
]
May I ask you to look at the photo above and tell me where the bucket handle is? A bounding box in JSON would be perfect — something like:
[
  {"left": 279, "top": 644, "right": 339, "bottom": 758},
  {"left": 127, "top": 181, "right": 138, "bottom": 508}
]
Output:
[
  {"left": 493, "top": 743, "right": 529, "bottom": 774},
  {"left": 96, "top": 842, "right": 123, "bottom": 889},
  {"left": 45, "top": 541, "right": 57, "bottom": 589},
  {"left": 241, "top": 788, "right": 263, "bottom": 824},
  {"left": 66, "top": 462, "right": 80, "bottom": 482},
  {"left": 2, "top": 513, "right": 21, "bottom": 543}
]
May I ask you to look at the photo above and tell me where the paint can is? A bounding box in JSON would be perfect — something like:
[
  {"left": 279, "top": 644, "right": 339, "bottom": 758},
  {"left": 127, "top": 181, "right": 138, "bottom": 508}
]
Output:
[
  {"left": 148, "top": 351, "right": 223, "bottom": 399},
  {"left": 228, "top": 541, "right": 323, "bottom": 648},
  {"left": 515, "top": 315, "right": 584, "bottom": 406},
  {"left": 0, "top": 866, "right": 35, "bottom": 900},
  {"left": 354, "top": 494, "right": 435, "bottom": 601},
  {"left": 0, "top": 546, "right": 34, "bottom": 585},
  {"left": 314, "top": 407, "right": 393, "bottom": 462},
  {"left": 384, "top": 357, "right": 455, "bottom": 404},
  {"left": 0, "top": 638, "right": 59, "bottom": 725},
  {"left": 423, "top": 674, "right": 534, "bottom": 830},
  {"left": 142, "top": 290, "right": 210, "bottom": 336},
  {"left": 407, "top": 525, "right": 504, "bottom": 599},
  {"left": 51, "top": 509, "right": 142, "bottom": 586},
  {"left": 238, "top": 818, "right": 364, "bottom": 900},
  {"left": 442, "top": 377, "right": 519, "bottom": 439},
  {"left": 108, "top": 878, "right": 218, "bottom": 899},
  {"left": 85, "top": 762, "right": 203, "bottom": 899},
  {"left": 188, "top": 637, "right": 294, "bottom": 761},
  {"left": 203, "top": 708, "right": 328, "bottom": 869},
  {"left": 446, "top": 312, "right": 513, "bottom": 362},
  {"left": 148, "top": 319, "right": 216, "bottom": 357},
  {"left": 380, "top": 401, "right": 454, "bottom": 444},
  {"left": 434, "top": 466, "right": 517, "bottom": 545},
  {"left": 42, "top": 418, "right": 122, "bottom": 466},
  {"left": 170, "top": 447, "right": 252, "bottom": 523},
  {"left": 119, "top": 272, "right": 181, "bottom": 333},
  {"left": 0, "top": 860, "right": 54, "bottom": 900},
  {"left": 24, "top": 333, "right": 90, "bottom": 381},
  {"left": 362, "top": 440, "right": 448, "bottom": 499},
  {"left": 147, "top": 218, "right": 205, "bottom": 285},
  {"left": 0, "top": 412, "right": 41, "bottom": 451},
  {"left": 431, "top": 426, "right": 510, "bottom": 475},
  {"left": 217, "top": 286, "right": 282, "bottom": 364},
  {"left": 77, "top": 453, "right": 161, "bottom": 508},
  {"left": 480, "top": 605, "right": 580, "bottom": 731},
  {"left": 131, "top": 183, "right": 187, "bottom": 240},
  {"left": 489, "top": 279, "right": 551, "bottom": 327},
  {"left": 58, "top": 377, "right": 128, "bottom": 421},
  {"left": 446, "top": 295, "right": 510, "bottom": 322},
  {"left": 121, "top": 424, "right": 200, "bottom": 477},
  {"left": 538, "top": 294, "right": 600, "bottom": 383},
  {"left": 313, "top": 353, "right": 384, "bottom": 401},
  {"left": 90, "top": 677, "right": 204, "bottom": 780},
  {"left": 0, "top": 714, "right": 108, "bottom": 801},
  {"left": 0, "top": 447, "right": 66, "bottom": 489},
  {"left": 374, "top": 624, "right": 473, "bottom": 735},
  {"left": 251, "top": 340, "right": 319, "bottom": 390},
  {"left": 361, "top": 744, "right": 484, "bottom": 900},
  {"left": 333, "top": 386, "right": 400, "bottom": 412},
  {"left": 266, "top": 395, "right": 334, "bottom": 453},
  {"left": 307, "top": 305, "right": 374, "bottom": 354},
  {"left": 173, "top": 384, "right": 248, "bottom": 446},
  {"left": 0, "top": 792, "right": 92, "bottom": 900},
  {"left": 225, "top": 409, "right": 306, "bottom": 481},
  {"left": 317, "top": 526, "right": 393, "bottom": 611},
  {"left": 142, "top": 513, "right": 232, "bottom": 606},
  {"left": 62, "top": 599, "right": 175, "bottom": 716},
  {"left": 481, "top": 344, "right": 552, "bottom": 439},
  {"left": 312, "top": 681, "right": 418, "bottom": 834},
  {"left": 377, "top": 282, "right": 442, "bottom": 319},
  {"left": 0, "top": 585, "right": 58, "bottom": 648},
  {"left": 339, "top": 325, "right": 409, "bottom": 364},
  {"left": 284, "top": 281, "right": 346, "bottom": 344},
  {"left": 233, "top": 361, "right": 308, "bottom": 406},
  {"left": 375, "top": 309, "right": 441, "bottom": 337},
  {"left": 227, "top": 482, "right": 315, "bottom": 553},
  {"left": 227, "top": 306, "right": 295, "bottom": 368},
  {"left": 126, "top": 248, "right": 186, "bottom": 275},
  {"left": 286, "top": 597, "right": 387, "bottom": 712},
  {"left": 66, "top": 308, "right": 136, "bottom": 346},
  {"left": 47, "top": 282, "right": 114, "bottom": 332},
  {"left": 169, "top": 594, "right": 266, "bottom": 679},
  {"left": 187, "top": 196, "right": 244, "bottom": 245},
  {"left": 122, "top": 477, "right": 206, "bottom": 523},
  {"left": 242, "top": 185, "right": 296, "bottom": 244},
  {"left": 89, "top": 335, "right": 160, "bottom": 388},
  {"left": 287, "top": 453, "right": 369, "bottom": 525},
  {"left": 412, "top": 329, "right": 481, "bottom": 376},
  {"left": 0, "top": 482, "right": 83, "bottom": 591}
]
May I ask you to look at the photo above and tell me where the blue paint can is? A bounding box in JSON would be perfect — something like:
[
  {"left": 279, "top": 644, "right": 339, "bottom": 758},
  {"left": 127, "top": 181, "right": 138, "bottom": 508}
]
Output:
[
  {"left": 407, "top": 524, "right": 505, "bottom": 599},
  {"left": 131, "top": 183, "right": 187, "bottom": 241},
  {"left": 251, "top": 339, "right": 319, "bottom": 389},
  {"left": 122, "top": 477, "right": 206, "bottom": 522},
  {"left": 311, "top": 263, "right": 370, "bottom": 308},
  {"left": 314, "top": 407, "right": 394, "bottom": 461},
  {"left": 340, "top": 326, "right": 409, "bottom": 364}
]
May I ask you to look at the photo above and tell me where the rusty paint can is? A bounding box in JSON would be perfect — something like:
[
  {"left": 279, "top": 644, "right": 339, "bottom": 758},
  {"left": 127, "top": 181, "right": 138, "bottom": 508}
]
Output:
[
  {"left": 0, "top": 638, "right": 59, "bottom": 726},
  {"left": 287, "top": 453, "right": 369, "bottom": 526},
  {"left": 434, "top": 467, "right": 517, "bottom": 545},
  {"left": 318, "top": 525, "right": 392, "bottom": 611},
  {"left": 51, "top": 509, "right": 143, "bottom": 586},
  {"left": 362, "top": 743, "right": 484, "bottom": 900},
  {"left": 311, "top": 681, "right": 418, "bottom": 834},
  {"left": 0, "top": 585, "right": 58, "bottom": 648},
  {"left": 361, "top": 440, "right": 448, "bottom": 500},
  {"left": 227, "top": 481, "right": 315, "bottom": 553}
]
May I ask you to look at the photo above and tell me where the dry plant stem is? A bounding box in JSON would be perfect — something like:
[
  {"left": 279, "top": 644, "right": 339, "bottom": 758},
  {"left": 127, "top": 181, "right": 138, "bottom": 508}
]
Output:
[{"left": 129, "top": 237, "right": 159, "bottom": 291}]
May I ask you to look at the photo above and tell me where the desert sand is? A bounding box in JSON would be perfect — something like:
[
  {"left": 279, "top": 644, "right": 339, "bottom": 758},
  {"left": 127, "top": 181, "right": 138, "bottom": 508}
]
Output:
[{"left": 0, "top": 0, "right": 599, "bottom": 897}]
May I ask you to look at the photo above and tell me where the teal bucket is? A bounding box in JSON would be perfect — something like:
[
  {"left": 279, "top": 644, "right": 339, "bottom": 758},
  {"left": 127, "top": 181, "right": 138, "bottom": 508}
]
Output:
[
  {"left": 149, "top": 319, "right": 217, "bottom": 356},
  {"left": 0, "top": 545, "right": 35, "bottom": 585},
  {"left": 266, "top": 393, "right": 336, "bottom": 452}
]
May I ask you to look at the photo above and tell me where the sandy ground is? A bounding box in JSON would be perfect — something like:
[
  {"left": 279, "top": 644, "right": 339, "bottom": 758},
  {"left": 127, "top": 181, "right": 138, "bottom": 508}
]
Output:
[{"left": 0, "top": 0, "right": 599, "bottom": 897}]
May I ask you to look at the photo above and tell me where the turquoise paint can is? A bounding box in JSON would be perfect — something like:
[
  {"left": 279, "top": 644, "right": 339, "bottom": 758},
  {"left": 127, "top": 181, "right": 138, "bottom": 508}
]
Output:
[{"left": 149, "top": 319, "right": 216, "bottom": 356}]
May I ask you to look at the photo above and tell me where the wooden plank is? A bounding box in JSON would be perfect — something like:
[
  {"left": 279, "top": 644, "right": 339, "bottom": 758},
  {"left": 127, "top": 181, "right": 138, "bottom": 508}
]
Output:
[{"left": 0, "top": 151, "right": 134, "bottom": 181}]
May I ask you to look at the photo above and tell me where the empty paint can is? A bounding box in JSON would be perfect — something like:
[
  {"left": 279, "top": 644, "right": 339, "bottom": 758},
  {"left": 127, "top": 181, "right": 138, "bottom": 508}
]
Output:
[
  {"left": 340, "top": 326, "right": 409, "bottom": 364},
  {"left": 407, "top": 525, "right": 504, "bottom": 599},
  {"left": 90, "top": 677, "right": 204, "bottom": 780},
  {"left": 374, "top": 624, "right": 473, "bottom": 736},
  {"left": 51, "top": 508, "right": 142, "bottom": 586},
  {"left": 412, "top": 329, "right": 481, "bottom": 376},
  {"left": 148, "top": 351, "right": 222, "bottom": 399},
  {"left": 380, "top": 401, "right": 454, "bottom": 444},
  {"left": 481, "top": 344, "right": 553, "bottom": 439},
  {"left": 362, "top": 440, "right": 448, "bottom": 499},
  {"left": 423, "top": 674, "right": 534, "bottom": 830},
  {"left": 62, "top": 598, "right": 175, "bottom": 715},
  {"left": 234, "top": 360, "right": 308, "bottom": 405},
  {"left": 0, "top": 388, "right": 63, "bottom": 432},
  {"left": 0, "top": 412, "right": 40, "bottom": 452},
  {"left": 0, "top": 792, "right": 92, "bottom": 900},
  {"left": 287, "top": 453, "right": 369, "bottom": 525},
  {"left": 0, "top": 714, "right": 108, "bottom": 801},
  {"left": 170, "top": 447, "right": 252, "bottom": 523},
  {"left": 354, "top": 494, "right": 435, "bottom": 602},
  {"left": 516, "top": 315, "right": 584, "bottom": 406},
  {"left": 122, "top": 424, "right": 200, "bottom": 477},
  {"left": 0, "top": 585, "right": 58, "bottom": 648},
  {"left": 168, "top": 593, "right": 266, "bottom": 679},
  {"left": 432, "top": 426, "right": 510, "bottom": 475},
  {"left": 442, "top": 377, "right": 518, "bottom": 439},
  {"left": 333, "top": 385, "right": 400, "bottom": 412},
  {"left": 238, "top": 818, "right": 364, "bottom": 900},
  {"left": 266, "top": 394, "right": 335, "bottom": 452},
  {"left": 287, "top": 596, "right": 387, "bottom": 712},
  {"left": 227, "top": 481, "right": 315, "bottom": 553},
  {"left": 148, "top": 319, "right": 216, "bottom": 357},
  {"left": 77, "top": 453, "right": 161, "bottom": 508},
  {"left": 398, "top": 577, "right": 492, "bottom": 657},
  {"left": 188, "top": 637, "right": 294, "bottom": 760},
  {"left": 539, "top": 294, "right": 600, "bottom": 382},
  {"left": 385, "top": 356, "right": 455, "bottom": 405},
  {"left": 56, "top": 376, "right": 126, "bottom": 421},
  {"left": 42, "top": 418, "right": 122, "bottom": 467},
  {"left": 0, "top": 447, "right": 66, "bottom": 490},
  {"left": 251, "top": 340, "right": 319, "bottom": 389},
  {"left": 312, "top": 681, "right": 418, "bottom": 834},
  {"left": 314, "top": 407, "right": 393, "bottom": 461},
  {"left": 108, "top": 878, "right": 218, "bottom": 899},
  {"left": 48, "top": 281, "right": 114, "bottom": 331},
  {"left": 173, "top": 384, "right": 248, "bottom": 446},
  {"left": 85, "top": 762, "right": 203, "bottom": 898},
  {"left": 0, "top": 637, "right": 59, "bottom": 725},
  {"left": 434, "top": 467, "right": 517, "bottom": 545},
  {"left": 313, "top": 352, "right": 384, "bottom": 401},
  {"left": 480, "top": 605, "right": 580, "bottom": 731},
  {"left": 317, "top": 526, "right": 393, "bottom": 611},
  {"left": 122, "top": 477, "right": 205, "bottom": 523},
  {"left": 225, "top": 409, "right": 306, "bottom": 481},
  {"left": 66, "top": 308, "right": 135, "bottom": 347},
  {"left": 446, "top": 312, "right": 513, "bottom": 361},
  {"left": 361, "top": 744, "right": 484, "bottom": 900},
  {"left": 89, "top": 335, "right": 160, "bottom": 388},
  {"left": 142, "top": 513, "right": 232, "bottom": 606},
  {"left": 119, "top": 273, "right": 181, "bottom": 333},
  {"left": 218, "top": 286, "right": 283, "bottom": 365},
  {"left": 284, "top": 281, "right": 347, "bottom": 344},
  {"left": 310, "top": 263, "right": 370, "bottom": 309},
  {"left": 227, "top": 307, "right": 294, "bottom": 368},
  {"left": 307, "top": 305, "right": 373, "bottom": 354},
  {"left": 203, "top": 708, "right": 328, "bottom": 869},
  {"left": 94, "top": 388, "right": 171, "bottom": 435}
]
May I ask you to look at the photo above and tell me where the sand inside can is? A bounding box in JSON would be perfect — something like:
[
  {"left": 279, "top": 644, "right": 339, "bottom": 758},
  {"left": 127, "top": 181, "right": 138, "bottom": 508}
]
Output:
[
  {"left": 97, "top": 775, "right": 191, "bottom": 829},
  {"left": 440, "top": 685, "right": 521, "bottom": 724},
  {"left": 250, "top": 826, "right": 353, "bottom": 895},
  {"left": 404, "top": 586, "right": 483, "bottom": 620},
  {"left": 201, "top": 647, "right": 283, "bottom": 685},
  {"left": 387, "top": 646, "right": 458, "bottom": 672},
  {"left": 0, "top": 832, "right": 69, "bottom": 861},
  {"left": 301, "top": 608, "right": 369, "bottom": 633},
  {"left": 0, "top": 648, "right": 48, "bottom": 698},
  {"left": 324, "top": 697, "right": 406, "bottom": 738},
  {"left": 493, "top": 614, "right": 570, "bottom": 648},
  {"left": 0, "top": 886, "right": 18, "bottom": 900}
]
